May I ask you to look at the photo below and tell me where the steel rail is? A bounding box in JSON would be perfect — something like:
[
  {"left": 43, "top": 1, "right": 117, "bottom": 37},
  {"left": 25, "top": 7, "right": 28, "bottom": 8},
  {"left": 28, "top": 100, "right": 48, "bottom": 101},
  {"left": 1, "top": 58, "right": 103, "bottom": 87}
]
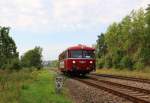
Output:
[
  {"left": 75, "top": 78, "right": 150, "bottom": 103},
  {"left": 91, "top": 73, "right": 150, "bottom": 84},
  {"left": 89, "top": 76, "right": 150, "bottom": 94}
]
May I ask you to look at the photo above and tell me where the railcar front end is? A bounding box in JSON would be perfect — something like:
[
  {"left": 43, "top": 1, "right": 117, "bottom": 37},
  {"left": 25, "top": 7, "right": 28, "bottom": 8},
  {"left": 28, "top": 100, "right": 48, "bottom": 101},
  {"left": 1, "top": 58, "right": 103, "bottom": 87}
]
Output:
[{"left": 58, "top": 44, "right": 95, "bottom": 75}]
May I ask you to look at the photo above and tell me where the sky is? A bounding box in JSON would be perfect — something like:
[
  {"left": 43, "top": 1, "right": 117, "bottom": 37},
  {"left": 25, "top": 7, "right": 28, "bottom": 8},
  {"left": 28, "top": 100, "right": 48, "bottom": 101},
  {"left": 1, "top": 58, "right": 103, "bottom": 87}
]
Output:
[{"left": 0, "top": 0, "right": 150, "bottom": 60}]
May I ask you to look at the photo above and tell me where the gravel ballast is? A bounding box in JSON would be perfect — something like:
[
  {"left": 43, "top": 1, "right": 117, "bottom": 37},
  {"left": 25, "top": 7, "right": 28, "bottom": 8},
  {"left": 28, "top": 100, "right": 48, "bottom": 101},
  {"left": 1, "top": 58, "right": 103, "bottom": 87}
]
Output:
[
  {"left": 66, "top": 78, "right": 133, "bottom": 103},
  {"left": 94, "top": 76, "right": 150, "bottom": 91}
]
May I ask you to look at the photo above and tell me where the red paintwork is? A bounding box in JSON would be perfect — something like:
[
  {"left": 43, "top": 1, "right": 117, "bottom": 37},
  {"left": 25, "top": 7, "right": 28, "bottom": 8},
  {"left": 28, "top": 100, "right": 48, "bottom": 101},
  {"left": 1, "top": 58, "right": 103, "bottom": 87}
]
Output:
[
  {"left": 67, "top": 44, "right": 95, "bottom": 51},
  {"left": 58, "top": 44, "right": 95, "bottom": 74},
  {"left": 64, "top": 58, "right": 95, "bottom": 71}
]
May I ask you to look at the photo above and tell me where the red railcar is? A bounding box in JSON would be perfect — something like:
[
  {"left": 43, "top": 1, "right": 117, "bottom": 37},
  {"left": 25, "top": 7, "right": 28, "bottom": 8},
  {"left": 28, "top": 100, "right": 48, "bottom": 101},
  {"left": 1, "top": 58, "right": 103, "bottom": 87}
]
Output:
[{"left": 58, "top": 44, "right": 95, "bottom": 75}]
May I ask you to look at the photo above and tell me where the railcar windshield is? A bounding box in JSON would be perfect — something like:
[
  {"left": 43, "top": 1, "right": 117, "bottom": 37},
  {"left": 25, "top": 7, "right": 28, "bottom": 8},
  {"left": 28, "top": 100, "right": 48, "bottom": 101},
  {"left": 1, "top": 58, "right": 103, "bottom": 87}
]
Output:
[
  {"left": 70, "top": 50, "right": 82, "bottom": 58},
  {"left": 83, "top": 50, "right": 94, "bottom": 58},
  {"left": 70, "top": 50, "right": 94, "bottom": 58}
]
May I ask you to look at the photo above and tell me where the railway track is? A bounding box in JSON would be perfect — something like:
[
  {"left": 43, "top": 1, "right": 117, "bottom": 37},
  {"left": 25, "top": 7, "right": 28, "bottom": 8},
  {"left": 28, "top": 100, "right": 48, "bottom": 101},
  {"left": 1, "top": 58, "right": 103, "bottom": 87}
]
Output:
[
  {"left": 91, "top": 73, "right": 150, "bottom": 84},
  {"left": 52, "top": 69, "right": 150, "bottom": 102},
  {"left": 75, "top": 76, "right": 150, "bottom": 103}
]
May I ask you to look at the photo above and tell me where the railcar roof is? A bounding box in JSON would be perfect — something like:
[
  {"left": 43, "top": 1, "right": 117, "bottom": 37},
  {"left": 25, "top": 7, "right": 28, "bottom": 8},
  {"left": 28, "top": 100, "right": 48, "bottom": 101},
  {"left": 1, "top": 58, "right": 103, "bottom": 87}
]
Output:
[
  {"left": 59, "top": 44, "right": 95, "bottom": 57},
  {"left": 67, "top": 44, "right": 95, "bottom": 50}
]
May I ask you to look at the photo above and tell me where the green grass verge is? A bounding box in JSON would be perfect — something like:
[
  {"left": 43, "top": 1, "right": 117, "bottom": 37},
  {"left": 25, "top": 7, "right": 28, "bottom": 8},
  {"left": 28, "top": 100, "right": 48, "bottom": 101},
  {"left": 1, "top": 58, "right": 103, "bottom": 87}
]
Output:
[
  {"left": 0, "top": 69, "right": 72, "bottom": 103},
  {"left": 96, "top": 68, "right": 150, "bottom": 79}
]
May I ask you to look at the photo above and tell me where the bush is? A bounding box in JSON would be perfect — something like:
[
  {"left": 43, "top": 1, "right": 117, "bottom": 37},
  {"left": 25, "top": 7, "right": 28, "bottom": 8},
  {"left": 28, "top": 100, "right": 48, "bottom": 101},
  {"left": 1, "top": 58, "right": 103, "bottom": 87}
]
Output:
[
  {"left": 6, "top": 58, "right": 21, "bottom": 71},
  {"left": 96, "top": 58, "right": 105, "bottom": 68},
  {"left": 112, "top": 50, "right": 124, "bottom": 68},
  {"left": 104, "top": 55, "right": 112, "bottom": 68},
  {"left": 134, "top": 61, "right": 144, "bottom": 70},
  {"left": 112, "top": 57, "right": 121, "bottom": 68},
  {"left": 141, "top": 48, "right": 150, "bottom": 65},
  {"left": 120, "top": 56, "right": 133, "bottom": 69}
]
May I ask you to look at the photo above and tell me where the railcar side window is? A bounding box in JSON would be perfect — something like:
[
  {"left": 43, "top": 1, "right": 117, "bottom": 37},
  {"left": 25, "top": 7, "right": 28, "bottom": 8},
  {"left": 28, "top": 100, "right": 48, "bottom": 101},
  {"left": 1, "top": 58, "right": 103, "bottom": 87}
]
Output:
[
  {"left": 83, "top": 50, "right": 94, "bottom": 58},
  {"left": 59, "top": 51, "right": 68, "bottom": 60},
  {"left": 70, "top": 50, "right": 82, "bottom": 58}
]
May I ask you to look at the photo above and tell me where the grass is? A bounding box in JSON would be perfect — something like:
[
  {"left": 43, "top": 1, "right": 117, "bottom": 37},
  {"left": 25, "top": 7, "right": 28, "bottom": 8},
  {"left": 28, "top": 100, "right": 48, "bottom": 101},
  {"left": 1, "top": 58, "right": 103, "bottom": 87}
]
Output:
[
  {"left": 96, "top": 67, "right": 150, "bottom": 79},
  {"left": 0, "top": 69, "right": 72, "bottom": 103}
]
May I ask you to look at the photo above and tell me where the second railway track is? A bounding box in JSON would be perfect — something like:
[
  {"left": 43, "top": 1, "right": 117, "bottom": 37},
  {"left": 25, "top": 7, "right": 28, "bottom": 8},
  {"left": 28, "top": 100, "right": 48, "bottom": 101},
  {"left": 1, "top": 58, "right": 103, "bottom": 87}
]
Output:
[
  {"left": 75, "top": 76, "right": 150, "bottom": 103},
  {"left": 91, "top": 73, "right": 150, "bottom": 84}
]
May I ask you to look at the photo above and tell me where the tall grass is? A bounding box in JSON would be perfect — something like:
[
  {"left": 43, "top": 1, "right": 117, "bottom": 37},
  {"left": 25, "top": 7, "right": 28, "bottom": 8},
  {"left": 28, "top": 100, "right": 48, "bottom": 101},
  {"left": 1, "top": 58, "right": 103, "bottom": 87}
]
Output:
[
  {"left": 0, "top": 69, "right": 71, "bottom": 103},
  {"left": 0, "top": 69, "right": 37, "bottom": 103},
  {"left": 96, "top": 67, "right": 150, "bottom": 79}
]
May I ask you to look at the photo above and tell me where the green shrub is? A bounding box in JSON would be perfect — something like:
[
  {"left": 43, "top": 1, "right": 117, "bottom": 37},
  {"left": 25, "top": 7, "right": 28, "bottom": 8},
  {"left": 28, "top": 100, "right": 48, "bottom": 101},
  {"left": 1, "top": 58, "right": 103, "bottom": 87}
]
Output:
[
  {"left": 120, "top": 56, "right": 133, "bottom": 69},
  {"left": 134, "top": 61, "right": 144, "bottom": 70},
  {"left": 111, "top": 50, "right": 124, "bottom": 68},
  {"left": 104, "top": 55, "right": 112, "bottom": 68},
  {"left": 112, "top": 57, "right": 121, "bottom": 68},
  {"left": 96, "top": 58, "right": 105, "bottom": 68},
  {"left": 5, "top": 58, "right": 21, "bottom": 71},
  {"left": 21, "top": 83, "right": 29, "bottom": 90},
  {"left": 141, "top": 48, "right": 150, "bottom": 65}
]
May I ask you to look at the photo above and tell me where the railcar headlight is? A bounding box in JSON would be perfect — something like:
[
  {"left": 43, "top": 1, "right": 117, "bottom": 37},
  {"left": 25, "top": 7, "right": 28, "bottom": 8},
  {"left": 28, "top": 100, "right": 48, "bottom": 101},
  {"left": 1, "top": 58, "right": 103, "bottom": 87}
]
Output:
[
  {"left": 72, "top": 61, "right": 76, "bottom": 64},
  {"left": 90, "top": 61, "right": 93, "bottom": 64}
]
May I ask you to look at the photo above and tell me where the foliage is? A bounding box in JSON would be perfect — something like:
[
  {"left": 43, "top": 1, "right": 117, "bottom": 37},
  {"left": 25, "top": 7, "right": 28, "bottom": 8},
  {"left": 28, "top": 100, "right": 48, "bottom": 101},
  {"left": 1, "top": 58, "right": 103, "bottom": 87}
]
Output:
[
  {"left": 134, "top": 60, "right": 144, "bottom": 70},
  {"left": 49, "top": 60, "right": 59, "bottom": 67},
  {"left": 96, "top": 7, "right": 150, "bottom": 70},
  {"left": 0, "top": 27, "right": 19, "bottom": 70},
  {"left": 96, "top": 33, "right": 107, "bottom": 58},
  {"left": 96, "top": 58, "right": 105, "bottom": 68},
  {"left": 21, "top": 47, "right": 43, "bottom": 70},
  {"left": 5, "top": 58, "right": 21, "bottom": 71},
  {"left": 120, "top": 56, "right": 133, "bottom": 69},
  {"left": 104, "top": 55, "right": 112, "bottom": 68}
]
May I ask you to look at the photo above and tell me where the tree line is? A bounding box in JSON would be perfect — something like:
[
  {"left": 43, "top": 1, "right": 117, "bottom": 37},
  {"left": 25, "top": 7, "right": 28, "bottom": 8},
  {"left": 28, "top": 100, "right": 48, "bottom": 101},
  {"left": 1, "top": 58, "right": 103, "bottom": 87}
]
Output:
[
  {"left": 96, "top": 6, "right": 150, "bottom": 70},
  {"left": 0, "top": 27, "right": 43, "bottom": 70}
]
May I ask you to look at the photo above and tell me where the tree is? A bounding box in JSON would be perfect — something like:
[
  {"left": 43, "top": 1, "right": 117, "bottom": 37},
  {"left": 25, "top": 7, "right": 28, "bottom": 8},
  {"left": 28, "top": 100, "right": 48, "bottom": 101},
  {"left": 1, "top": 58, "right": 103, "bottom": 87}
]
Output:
[
  {"left": 21, "top": 47, "right": 43, "bottom": 70},
  {"left": 96, "top": 33, "right": 108, "bottom": 68},
  {"left": 96, "top": 33, "right": 107, "bottom": 58},
  {"left": 144, "top": 5, "right": 150, "bottom": 65},
  {"left": 96, "top": 8, "right": 149, "bottom": 70},
  {"left": 0, "top": 27, "right": 19, "bottom": 70}
]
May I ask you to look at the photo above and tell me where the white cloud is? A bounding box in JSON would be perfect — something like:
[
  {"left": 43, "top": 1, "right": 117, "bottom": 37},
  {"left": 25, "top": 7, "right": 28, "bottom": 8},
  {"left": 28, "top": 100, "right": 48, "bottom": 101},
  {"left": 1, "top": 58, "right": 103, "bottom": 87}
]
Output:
[
  {"left": 1, "top": 0, "right": 150, "bottom": 31},
  {"left": 0, "top": 0, "right": 49, "bottom": 29},
  {"left": 1, "top": 0, "right": 150, "bottom": 60},
  {"left": 50, "top": 0, "right": 150, "bottom": 31},
  {"left": 138, "top": 0, "right": 150, "bottom": 9}
]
